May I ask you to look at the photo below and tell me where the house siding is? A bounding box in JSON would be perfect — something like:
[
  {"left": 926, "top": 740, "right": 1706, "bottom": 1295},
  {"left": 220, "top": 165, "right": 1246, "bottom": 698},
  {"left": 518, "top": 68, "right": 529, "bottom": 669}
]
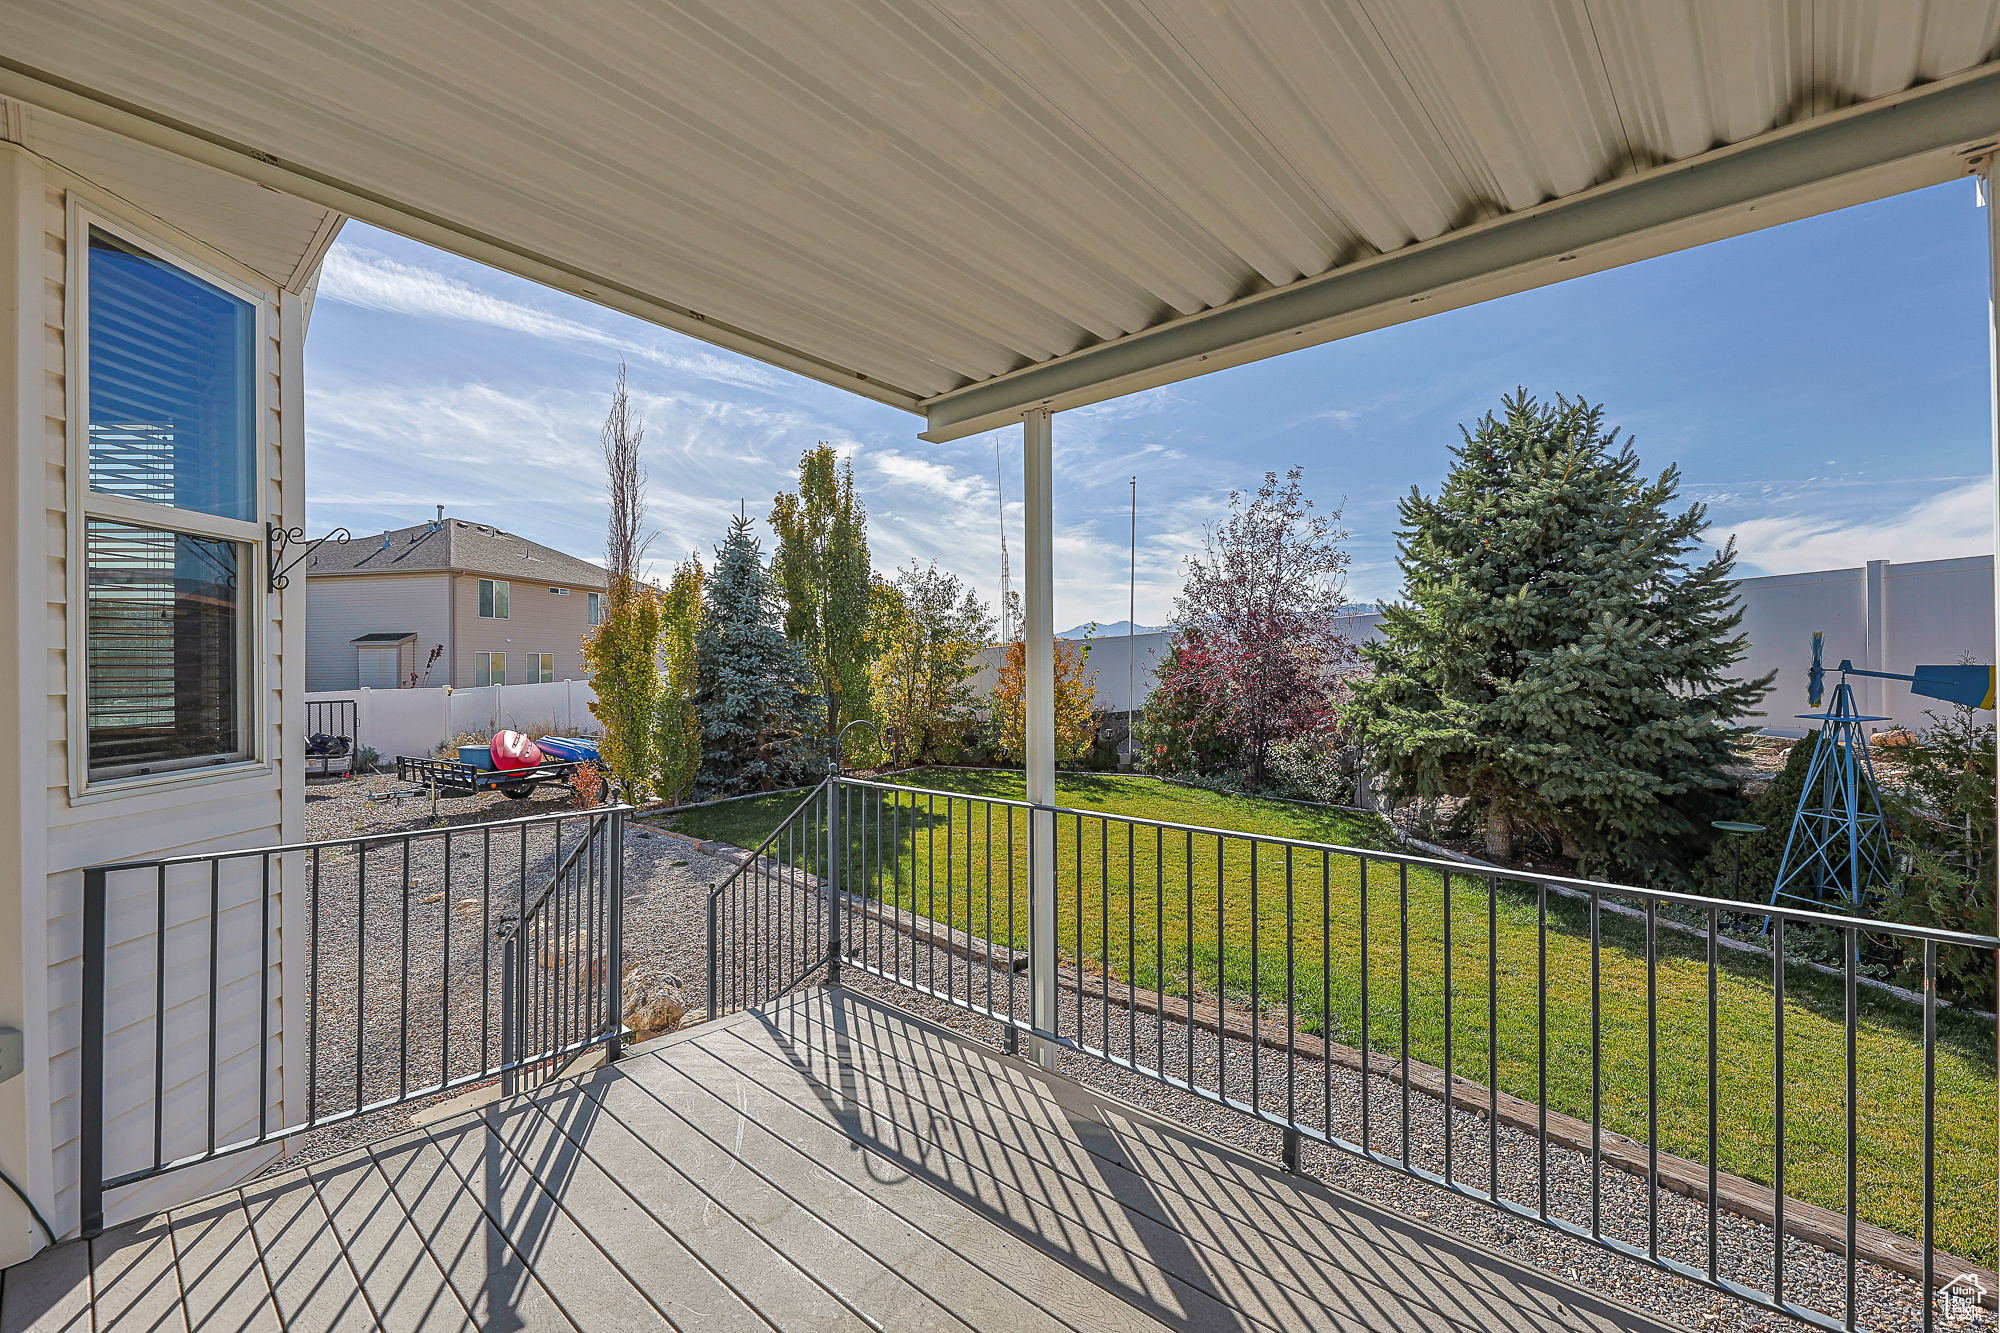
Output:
[
  {"left": 3, "top": 145, "right": 303, "bottom": 1253},
  {"left": 305, "top": 573, "right": 450, "bottom": 692},
  {"left": 451, "top": 572, "right": 594, "bottom": 688}
]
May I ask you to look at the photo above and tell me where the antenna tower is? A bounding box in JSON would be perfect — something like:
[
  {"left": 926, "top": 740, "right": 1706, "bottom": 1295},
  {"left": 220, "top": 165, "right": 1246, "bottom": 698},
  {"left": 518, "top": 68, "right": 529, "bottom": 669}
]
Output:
[{"left": 996, "top": 437, "right": 1013, "bottom": 641}]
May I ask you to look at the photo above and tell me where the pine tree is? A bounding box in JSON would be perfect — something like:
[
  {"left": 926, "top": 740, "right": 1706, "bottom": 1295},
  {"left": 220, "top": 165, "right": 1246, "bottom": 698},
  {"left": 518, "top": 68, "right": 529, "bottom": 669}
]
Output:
[
  {"left": 1346, "top": 390, "right": 1770, "bottom": 883},
  {"left": 693, "top": 515, "right": 815, "bottom": 795},
  {"left": 770, "top": 444, "right": 873, "bottom": 746}
]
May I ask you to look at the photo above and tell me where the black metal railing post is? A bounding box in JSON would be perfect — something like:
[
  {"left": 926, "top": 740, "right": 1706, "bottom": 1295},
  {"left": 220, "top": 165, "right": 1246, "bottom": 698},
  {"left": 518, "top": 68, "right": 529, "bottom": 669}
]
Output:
[
  {"left": 827, "top": 774, "right": 842, "bottom": 987},
  {"left": 80, "top": 867, "right": 107, "bottom": 1239},
  {"left": 606, "top": 808, "right": 624, "bottom": 1061},
  {"left": 706, "top": 886, "right": 720, "bottom": 1020},
  {"left": 499, "top": 919, "right": 519, "bottom": 1097}
]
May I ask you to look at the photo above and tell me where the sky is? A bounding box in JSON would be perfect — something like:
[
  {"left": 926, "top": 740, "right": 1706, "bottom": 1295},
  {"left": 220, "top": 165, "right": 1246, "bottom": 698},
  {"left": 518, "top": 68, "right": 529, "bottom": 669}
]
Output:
[{"left": 303, "top": 178, "right": 1995, "bottom": 629}]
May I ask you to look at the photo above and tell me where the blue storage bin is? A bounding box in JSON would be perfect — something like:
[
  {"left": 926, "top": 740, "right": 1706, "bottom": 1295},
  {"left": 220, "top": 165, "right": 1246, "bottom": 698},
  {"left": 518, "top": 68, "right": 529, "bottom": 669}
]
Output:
[{"left": 458, "top": 744, "right": 495, "bottom": 770}]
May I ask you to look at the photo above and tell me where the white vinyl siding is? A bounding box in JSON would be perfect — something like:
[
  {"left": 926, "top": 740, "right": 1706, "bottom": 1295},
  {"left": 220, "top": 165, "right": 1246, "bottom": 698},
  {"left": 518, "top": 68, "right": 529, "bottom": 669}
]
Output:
[
  {"left": 304, "top": 575, "right": 450, "bottom": 693},
  {"left": 27, "top": 157, "right": 300, "bottom": 1245}
]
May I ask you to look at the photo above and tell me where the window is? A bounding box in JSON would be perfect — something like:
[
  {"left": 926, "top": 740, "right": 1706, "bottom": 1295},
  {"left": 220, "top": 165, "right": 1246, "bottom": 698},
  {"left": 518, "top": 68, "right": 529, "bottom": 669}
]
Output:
[
  {"left": 534, "top": 653, "right": 555, "bottom": 684},
  {"left": 79, "top": 221, "right": 259, "bottom": 784},
  {"left": 478, "top": 578, "right": 510, "bottom": 619},
  {"left": 587, "top": 591, "right": 603, "bottom": 626},
  {"left": 549, "top": 587, "right": 569, "bottom": 596},
  {"left": 476, "top": 651, "right": 506, "bottom": 687},
  {"left": 87, "top": 229, "right": 256, "bottom": 521}
]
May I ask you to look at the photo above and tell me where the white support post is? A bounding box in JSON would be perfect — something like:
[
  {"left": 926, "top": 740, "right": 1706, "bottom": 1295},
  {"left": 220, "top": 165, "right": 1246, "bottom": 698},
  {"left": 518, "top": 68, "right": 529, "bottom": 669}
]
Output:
[
  {"left": 1023, "top": 408, "right": 1058, "bottom": 1070},
  {"left": 1982, "top": 156, "right": 2000, "bottom": 1252}
]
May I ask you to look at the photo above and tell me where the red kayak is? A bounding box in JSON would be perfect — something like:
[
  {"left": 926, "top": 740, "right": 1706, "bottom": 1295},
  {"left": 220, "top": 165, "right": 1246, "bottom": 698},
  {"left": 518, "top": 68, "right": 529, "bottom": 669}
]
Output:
[{"left": 489, "top": 729, "right": 544, "bottom": 772}]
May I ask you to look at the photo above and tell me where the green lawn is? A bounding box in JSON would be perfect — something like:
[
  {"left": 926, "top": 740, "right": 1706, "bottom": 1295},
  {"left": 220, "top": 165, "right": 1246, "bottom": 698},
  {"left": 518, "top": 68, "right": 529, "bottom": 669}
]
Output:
[{"left": 656, "top": 768, "right": 1997, "bottom": 1264}]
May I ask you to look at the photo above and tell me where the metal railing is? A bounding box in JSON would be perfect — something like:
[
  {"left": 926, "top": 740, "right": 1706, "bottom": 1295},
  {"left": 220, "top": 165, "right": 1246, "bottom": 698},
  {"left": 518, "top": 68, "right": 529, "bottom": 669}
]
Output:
[
  {"left": 706, "top": 774, "right": 1999, "bottom": 1333},
  {"left": 707, "top": 778, "right": 836, "bottom": 1019},
  {"left": 80, "top": 804, "right": 627, "bottom": 1236}
]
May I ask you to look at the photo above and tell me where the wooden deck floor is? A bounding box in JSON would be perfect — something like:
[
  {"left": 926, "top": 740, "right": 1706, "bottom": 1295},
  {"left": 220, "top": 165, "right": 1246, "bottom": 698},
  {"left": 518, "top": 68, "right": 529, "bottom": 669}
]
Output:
[{"left": 1, "top": 988, "right": 1672, "bottom": 1331}]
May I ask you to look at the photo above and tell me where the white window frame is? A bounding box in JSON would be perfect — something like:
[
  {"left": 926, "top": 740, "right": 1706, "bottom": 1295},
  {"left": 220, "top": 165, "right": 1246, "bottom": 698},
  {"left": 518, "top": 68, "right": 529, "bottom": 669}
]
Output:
[
  {"left": 64, "top": 200, "right": 271, "bottom": 799},
  {"left": 532, "top": 652, "right": 555, "bottom": 684},
  {"left": 587, "top": 591, "right": 604, "bottom": 626},
  {"left": 479, "top": 578, "right": 510, "bottom": 619},
  {"left": 476, "top": 651, "right": 506, "bottom": 687}
]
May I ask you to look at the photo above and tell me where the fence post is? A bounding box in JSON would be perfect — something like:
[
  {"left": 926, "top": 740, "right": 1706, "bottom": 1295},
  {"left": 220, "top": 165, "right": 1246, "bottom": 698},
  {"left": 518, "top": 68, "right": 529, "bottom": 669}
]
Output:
[
  {"left": 605, "top": 808, "right": 623, "bottom": 1061},
  {"left": 80, "top": 868, "right": 107, "bottom": 1239},
  {"left": 499, "top": 923, "right": 518, "bottom": 1097},
  {"left": 826, "top": 776, "right": 842, "bottom": 987},
  {"left": 706, "top": 887, "right": 719, "bottom": 1019}
]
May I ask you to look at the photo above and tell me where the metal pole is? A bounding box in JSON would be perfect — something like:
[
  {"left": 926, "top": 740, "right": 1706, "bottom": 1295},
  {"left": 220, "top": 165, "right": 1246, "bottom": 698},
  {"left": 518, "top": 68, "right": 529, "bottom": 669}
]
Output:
[
  {"left": 500, "top": 924, "right": 517, "bottom": 1097},
  {"left": 1023, "top": 407, "right": 1058, "bottom": 1070},
  {"left": 1983, "top": 161, "right": 2000, "bottom": 1262},
  {"left": 827, "top": 773, "right": 843, "bottom": 987},
  {"left": 80, "top": 868, "right": 107, "bottom": 1238},
  {"left": 1128, "top": 474, "right": 1135, "bottom": 765},
  {"left": 606, "top": 806, "right": 624, "bottom": 1060}
]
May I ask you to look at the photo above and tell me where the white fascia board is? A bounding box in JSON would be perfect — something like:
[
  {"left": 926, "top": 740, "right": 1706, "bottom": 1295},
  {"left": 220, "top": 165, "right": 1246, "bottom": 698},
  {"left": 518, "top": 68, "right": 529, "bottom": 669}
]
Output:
[
  {"left": 0, "top": 56, "right": 926, "bottom": 415},
  {"left": 919, "top": 65, "right": 2000, "bottom": 443}
]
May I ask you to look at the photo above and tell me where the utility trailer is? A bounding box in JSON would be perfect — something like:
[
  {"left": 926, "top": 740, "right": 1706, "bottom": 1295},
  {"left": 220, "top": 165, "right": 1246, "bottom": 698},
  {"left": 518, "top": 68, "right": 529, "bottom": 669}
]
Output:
[{"left": 395, "top": 753, "right": 600, "bottom": 802}]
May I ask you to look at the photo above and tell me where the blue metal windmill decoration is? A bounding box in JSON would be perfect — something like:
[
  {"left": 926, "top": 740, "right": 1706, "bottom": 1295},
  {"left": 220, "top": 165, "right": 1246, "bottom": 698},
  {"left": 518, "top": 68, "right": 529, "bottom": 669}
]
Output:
[{"left": 1768, "top": 633, "right": 1898, "bottom": 916}]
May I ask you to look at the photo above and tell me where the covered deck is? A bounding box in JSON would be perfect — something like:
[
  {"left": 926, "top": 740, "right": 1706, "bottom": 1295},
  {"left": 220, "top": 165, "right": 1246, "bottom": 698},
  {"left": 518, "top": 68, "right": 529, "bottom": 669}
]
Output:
[{"left": 0, "top": 988, "right": 1661, "bottom": 1332}]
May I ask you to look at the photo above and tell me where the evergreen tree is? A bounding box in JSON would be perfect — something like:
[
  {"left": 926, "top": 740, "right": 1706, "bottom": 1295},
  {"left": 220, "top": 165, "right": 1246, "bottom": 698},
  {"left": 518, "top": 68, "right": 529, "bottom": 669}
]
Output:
[
  {"left": 693, "top": 515, "right": 815, "bottom": 795},
  {"left": 1346, "top": 391, "right": 1769, "bottom": 883},
  {"left": 650, "top": 554, "right": 703, "bottom": 805},
  {"left": 771, "top": 444, "right": 873, "bottom": 745}
]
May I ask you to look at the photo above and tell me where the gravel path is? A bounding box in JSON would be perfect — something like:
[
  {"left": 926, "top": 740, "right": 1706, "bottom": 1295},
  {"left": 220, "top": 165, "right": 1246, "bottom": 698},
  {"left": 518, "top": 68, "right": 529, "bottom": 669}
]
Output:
[{"left": 276, "top": 773, "right": 1988, "bottom": 1333}]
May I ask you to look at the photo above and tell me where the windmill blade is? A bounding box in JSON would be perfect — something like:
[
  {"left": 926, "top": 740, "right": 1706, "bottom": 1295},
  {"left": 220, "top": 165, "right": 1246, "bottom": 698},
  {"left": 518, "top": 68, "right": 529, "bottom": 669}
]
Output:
[{"left": 1910, "top": 664, "right": 1996, "bottom": 710}]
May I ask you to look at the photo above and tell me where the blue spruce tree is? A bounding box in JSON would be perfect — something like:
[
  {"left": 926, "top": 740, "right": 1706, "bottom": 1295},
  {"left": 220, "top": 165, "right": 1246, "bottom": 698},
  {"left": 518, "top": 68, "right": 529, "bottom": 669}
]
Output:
[{"left": 694, "top": 514, "right": 817, "bottom": 796}]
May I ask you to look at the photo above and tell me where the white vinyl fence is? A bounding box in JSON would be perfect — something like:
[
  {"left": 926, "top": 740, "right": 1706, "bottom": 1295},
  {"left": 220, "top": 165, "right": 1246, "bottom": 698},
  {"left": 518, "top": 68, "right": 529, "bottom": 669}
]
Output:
[{"left": 303, "top": 679, "right": 601, "bottom": 764}]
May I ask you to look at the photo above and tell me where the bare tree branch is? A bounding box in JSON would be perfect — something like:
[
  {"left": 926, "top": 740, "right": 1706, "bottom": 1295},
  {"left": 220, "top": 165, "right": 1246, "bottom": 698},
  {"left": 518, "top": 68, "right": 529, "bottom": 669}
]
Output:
[{"left": 602, "top": 362, "right": 654, "bottom": 582}]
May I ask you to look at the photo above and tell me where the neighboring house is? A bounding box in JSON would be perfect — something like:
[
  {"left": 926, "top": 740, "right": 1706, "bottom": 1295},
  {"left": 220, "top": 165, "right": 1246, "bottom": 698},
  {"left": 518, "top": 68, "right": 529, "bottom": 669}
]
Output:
[{"left": 303, "top": 514, "right": 609, "bottom": 692}]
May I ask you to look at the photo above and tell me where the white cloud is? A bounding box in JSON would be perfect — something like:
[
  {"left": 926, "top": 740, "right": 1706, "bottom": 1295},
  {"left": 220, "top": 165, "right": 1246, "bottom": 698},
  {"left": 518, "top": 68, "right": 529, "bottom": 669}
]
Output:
[
  {"left": 318, "top": 245, "right": 782, "bottom": 391},
  {"left": 1717, "top": 479, "right": 1994, "bottom": 574}
]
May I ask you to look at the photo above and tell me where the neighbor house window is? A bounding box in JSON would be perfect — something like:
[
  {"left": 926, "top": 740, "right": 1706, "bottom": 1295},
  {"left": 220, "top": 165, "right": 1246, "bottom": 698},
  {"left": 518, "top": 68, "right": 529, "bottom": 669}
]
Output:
[
  {"left": 586, "top": 591, "right": 603, "bottom": 626},
  {"left": 549, "top": 586, "right": 569, "bottom": 596},
  {"left": 81, "top": 222, "right": 258, "bottom": 782},
  {"left": 478, "top": 578, "right": 509, "bottom": 619},
  {"left": 476, "top": 651, "right": 505, "bottom": 686},
  {"left": 533, "top": 652, "right": 554, "bottom": 683}
]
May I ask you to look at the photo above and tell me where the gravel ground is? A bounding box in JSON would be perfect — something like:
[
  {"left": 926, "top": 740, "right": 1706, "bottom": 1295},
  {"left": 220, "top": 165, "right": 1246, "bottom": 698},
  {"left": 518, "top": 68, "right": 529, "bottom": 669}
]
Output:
[
  {"left": 279, "top": 772, "right": 721, "bottom": 1166},
  {"left": 278, "top": 772, "right": 1988, "bottom": 1333}
]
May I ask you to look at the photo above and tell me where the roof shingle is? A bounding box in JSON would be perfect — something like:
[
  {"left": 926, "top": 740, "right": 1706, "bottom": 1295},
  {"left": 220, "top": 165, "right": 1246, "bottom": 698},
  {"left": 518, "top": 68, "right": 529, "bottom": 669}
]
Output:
[{"left": 304, "top": 519, "right": 608, "bottom": 589}]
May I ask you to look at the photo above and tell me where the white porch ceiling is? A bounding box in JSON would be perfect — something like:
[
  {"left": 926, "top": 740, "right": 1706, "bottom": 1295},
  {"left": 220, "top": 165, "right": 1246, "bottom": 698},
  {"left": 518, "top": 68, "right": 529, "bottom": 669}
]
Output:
[{"left": 4, "top": 2, "right": 1999, "bottom": 438}]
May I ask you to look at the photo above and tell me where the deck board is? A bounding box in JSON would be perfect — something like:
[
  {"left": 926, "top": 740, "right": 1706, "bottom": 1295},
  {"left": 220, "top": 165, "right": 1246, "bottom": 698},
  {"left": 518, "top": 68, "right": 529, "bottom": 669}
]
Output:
[
  {"left": 368, "top": 1129, "right": 573, "bottom": 1331},
  {"left": 2, "top": 987, "right": 1676, "bottom": 1332},
  {"left": 419, "top": 1111, "right": 665, "bottom": 1332},
  {"left": 239, "top": 1171, "right": 382, "bottom": 1333},
  {"left": 706, "top": 1011, "right": 1463, "bottom": 1333},
  {"left": 751, "top": 991, "right": 1623, "bottom": 1333},
  {"left": 170, "top": 1193, "right": 281, "bottom": 1332}
]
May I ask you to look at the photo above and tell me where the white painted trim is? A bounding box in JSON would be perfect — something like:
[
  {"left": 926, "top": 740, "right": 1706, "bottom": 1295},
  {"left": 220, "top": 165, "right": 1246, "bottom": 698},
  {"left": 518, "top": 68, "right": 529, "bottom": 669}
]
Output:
[
  {"left": 0, "top": 141, "right": 54, "bottom": 1264},
  {"left": 61, "top": 193, "right": 278, "bottom": 801}
]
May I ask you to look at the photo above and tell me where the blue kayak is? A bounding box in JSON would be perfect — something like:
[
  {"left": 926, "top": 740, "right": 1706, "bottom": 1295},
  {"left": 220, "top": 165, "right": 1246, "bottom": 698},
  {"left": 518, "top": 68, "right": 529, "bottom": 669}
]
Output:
[{"left": 535, "top": 736, "right": 602, "bottom": 764}]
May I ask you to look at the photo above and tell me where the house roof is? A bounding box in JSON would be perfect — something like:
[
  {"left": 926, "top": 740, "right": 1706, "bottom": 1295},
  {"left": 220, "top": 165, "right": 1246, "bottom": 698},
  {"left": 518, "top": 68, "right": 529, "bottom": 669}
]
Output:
[
  {"left": 5, "top": 6, "right": 1998, "bottom": 440},
  {"left": 305, "top": 520, "right": 609, "bottom": 589},
  {"left": 349, "top": 632, "right": 417, "bottom": 645}
]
